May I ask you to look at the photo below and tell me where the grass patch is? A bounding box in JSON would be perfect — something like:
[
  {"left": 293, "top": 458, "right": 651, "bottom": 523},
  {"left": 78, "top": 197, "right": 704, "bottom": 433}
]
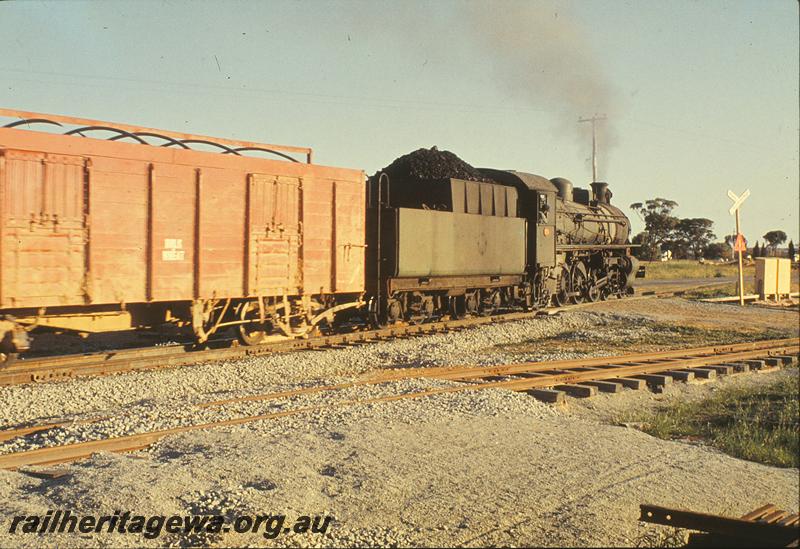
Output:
[
  {"left": 642, "top": 260, "right": 751, "bottom": 280},
  {"left": 619, "top": 373, "right": 799, "bottom": 468},
  {"left": 643, "top": 259, "right": 799, "bottom": 293},
  {"left": 683, "top": 281, "right": 757, "bottom": 300}
]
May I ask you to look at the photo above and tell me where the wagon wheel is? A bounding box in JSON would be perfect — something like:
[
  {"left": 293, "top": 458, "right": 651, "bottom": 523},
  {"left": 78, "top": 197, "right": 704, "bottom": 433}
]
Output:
[
  {"left": 464, "top": 292, "right": 480, "bottom": 316},
  {"left": 0, "top": 353, "right": 17, "bottom": 368},
  {"left": 407, "top": 295, "right": 435, "bottom": 325},
  {"left": 386, "top": 298, "right": 404, "bottom": 324},
  {"left": 449, "top": 295, "right": 467, "bottom": 319},
  {"left": 238, "top": 301, "right": 271, "bottom": 346},
  {"left": 479, "top": 289, "right": 502, "bottom": 316},
  {"left": 367, "top": 297, "right": 384, "bottom": 328}
]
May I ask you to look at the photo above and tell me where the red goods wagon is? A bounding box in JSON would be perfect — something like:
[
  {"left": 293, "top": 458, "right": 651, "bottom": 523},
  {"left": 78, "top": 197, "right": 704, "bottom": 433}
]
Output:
[{"left": 0, "top": 109, "right": 366, "bottom": 356}]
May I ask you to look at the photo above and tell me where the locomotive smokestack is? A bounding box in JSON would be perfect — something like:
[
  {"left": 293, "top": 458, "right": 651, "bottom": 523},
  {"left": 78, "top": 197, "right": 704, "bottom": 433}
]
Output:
[{"left": 591, "top": 182, "right": 610, "bottom": 204}]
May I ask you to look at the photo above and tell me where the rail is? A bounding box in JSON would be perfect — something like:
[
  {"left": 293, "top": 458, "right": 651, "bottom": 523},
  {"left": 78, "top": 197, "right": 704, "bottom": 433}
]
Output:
[
  {"left": 0, "top": 286, "right": 763, "bottom": 388},
  {"left": 0, "top": 337, "right": 796, "bottom": 470}
]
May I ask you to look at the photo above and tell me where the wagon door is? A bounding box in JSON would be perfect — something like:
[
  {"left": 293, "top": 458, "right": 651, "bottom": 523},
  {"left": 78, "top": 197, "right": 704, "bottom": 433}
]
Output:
[
  {"left": 246, "top": 174, "right": 302, "bottom": 296},
  {"left": 333, "top": 179, "right": 365, "bottom": 292},
  {"left": 0, "top": 150, "right": 88, "bottom": 308}
]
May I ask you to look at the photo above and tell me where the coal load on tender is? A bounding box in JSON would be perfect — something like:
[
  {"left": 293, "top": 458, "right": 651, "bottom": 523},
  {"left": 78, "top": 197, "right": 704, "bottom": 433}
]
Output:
[
  {"left": 376, "top": 147, "right": 497, "bottom": 210},
  {"left": 379, "top": 146, "right": 494, "bottom": 183}
]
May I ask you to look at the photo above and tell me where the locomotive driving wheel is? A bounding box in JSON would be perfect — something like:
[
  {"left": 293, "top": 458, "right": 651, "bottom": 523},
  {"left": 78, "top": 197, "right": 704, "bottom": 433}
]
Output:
[
  {"left": 569, "top": 263, "right": 588, "bottom": 304},
  {"left": 586, "top": 269, "right": 602, "bottom": 302},
  {"left": 554, "top": 265, "right": 571, "bottom": 307}
]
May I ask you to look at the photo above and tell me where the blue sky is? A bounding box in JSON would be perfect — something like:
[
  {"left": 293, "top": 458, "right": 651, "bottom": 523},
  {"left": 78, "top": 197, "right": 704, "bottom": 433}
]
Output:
[{"left": 1, "top": 0, "right": 797, "bottom": 245}]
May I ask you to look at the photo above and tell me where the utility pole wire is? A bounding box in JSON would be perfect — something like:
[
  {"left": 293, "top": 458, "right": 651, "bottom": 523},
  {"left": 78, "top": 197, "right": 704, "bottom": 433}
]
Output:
[{"left": 578, "top": 114, "right": 607, "bottom": 182}]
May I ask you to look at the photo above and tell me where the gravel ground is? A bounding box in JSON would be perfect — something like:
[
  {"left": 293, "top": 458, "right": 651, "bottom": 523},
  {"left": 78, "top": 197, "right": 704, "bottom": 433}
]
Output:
[
  {"left": 0, "top": 309, "right": 638, "bottom": 431},
  {"left": 0, "top": 298, "right": 797, "bottom": 547}
]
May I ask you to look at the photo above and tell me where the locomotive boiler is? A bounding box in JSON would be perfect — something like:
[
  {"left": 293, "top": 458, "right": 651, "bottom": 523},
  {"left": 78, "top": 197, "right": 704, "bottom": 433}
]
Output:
[{"left": 547, "top": 178, "right": 638, "bottom": 306}]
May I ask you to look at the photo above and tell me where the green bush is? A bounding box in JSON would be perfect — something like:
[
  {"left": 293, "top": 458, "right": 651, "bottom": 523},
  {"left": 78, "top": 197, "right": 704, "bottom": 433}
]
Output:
[{"left": 620, "top": 374, "right": 799, "bottom": 467}]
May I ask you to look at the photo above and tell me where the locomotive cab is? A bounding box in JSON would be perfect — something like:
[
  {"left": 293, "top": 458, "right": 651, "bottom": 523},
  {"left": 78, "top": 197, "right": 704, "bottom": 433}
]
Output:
[{"left": 477, "top": 169, "right": 557, "bottom": 270}]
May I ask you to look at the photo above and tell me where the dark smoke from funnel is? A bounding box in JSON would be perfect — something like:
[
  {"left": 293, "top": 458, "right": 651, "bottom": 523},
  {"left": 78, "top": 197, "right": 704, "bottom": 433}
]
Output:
[
  {"left": 341, "top": 1, "right": 620, "bottom": 178},
  {"left": 461, "top": 1, "right": 620, "bottom": 178}
]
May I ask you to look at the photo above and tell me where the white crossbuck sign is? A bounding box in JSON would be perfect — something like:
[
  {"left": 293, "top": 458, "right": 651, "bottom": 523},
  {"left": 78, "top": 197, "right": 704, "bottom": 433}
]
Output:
[{"left": 727, "top": 189, "right": 750, "bottom": 215}]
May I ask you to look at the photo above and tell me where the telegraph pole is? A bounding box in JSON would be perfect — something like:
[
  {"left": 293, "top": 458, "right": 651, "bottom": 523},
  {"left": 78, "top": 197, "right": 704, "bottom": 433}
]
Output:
[{"left": 578, "top": 114, "right": 607, "bottom": 182}]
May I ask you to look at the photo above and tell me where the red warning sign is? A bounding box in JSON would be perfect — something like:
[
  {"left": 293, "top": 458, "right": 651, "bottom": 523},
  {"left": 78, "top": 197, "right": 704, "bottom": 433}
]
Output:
[{"left": 733, "top": 233, "right": 747, "bottom": 253}]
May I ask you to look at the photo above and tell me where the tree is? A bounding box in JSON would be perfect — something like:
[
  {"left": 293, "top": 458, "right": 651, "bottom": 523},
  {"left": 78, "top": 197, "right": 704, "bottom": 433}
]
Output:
[
  {"left": 629, "top": 198, "right": 679, "bottom": 259},
  {"left": 789, "top": 240, "right": 796, "bottom": 261},
  {"left": 724, "top": 234, "right": 736, "bottom": 247},
  {"left": 632, "top": 231, "right": 659, "bottom": 260},
  {"left": 724, "top": 234, "right": 738, "bottom": 260},
  {"left": 704, "top": 242, "right": 728, "bottom": 260},
  {"left": 753, "top": 241, "right": 761, "bottom": 258},
  {"left": 673, "top": 218, "right": 716, "bottom": 259},
  {"left": 763, "top": 230, "right": 787, "bottom": 256}
]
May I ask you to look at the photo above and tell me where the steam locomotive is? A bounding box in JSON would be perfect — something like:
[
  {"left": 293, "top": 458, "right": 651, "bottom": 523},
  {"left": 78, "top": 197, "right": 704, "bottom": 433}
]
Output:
[
  {"left": 364, "top": 165, "right": 638, "bottom": 326},
  {"left": 0, "top": 110, "right": 637, "bottom": 361}
]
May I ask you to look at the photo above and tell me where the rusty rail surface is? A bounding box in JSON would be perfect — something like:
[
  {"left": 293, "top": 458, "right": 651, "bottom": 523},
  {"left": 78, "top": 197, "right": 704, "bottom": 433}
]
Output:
[
  {"left": 640, "top": 503, "right": 799, "bottom": 547},
  {"left": 0, "top": 338, "right": 796, "bottom": 471},
  {"left": 0, "top": 289, "right": 704, "bottom": 388},
  {"left": 0, "top": 309, "right": 543, "bottom": 387}
]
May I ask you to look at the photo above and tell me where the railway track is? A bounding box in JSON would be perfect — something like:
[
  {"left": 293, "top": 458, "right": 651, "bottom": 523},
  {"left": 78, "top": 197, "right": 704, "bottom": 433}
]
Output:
[
  {"left": 0, "top": 309, "right": 542, "bottom": 387},
  {"left": 0, "top": 337, "right": 797, "bottom": 471},
  {"left": 0, "top": 288, "right": 709, "bottom": 388}
]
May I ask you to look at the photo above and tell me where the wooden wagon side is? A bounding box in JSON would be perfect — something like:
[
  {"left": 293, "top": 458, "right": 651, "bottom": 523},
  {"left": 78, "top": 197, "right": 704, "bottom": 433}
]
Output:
[{"left": 0, "top": 113, "right": 365, "bottom": 352}]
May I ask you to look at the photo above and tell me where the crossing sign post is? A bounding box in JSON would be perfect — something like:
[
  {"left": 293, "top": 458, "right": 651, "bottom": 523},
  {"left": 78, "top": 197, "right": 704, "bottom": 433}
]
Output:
[
  {"left": 727, "top": 189, "right": 750, "bottom": 306},
  {"left": 733, "top": 233, "right": 746, "bottom": 253}
]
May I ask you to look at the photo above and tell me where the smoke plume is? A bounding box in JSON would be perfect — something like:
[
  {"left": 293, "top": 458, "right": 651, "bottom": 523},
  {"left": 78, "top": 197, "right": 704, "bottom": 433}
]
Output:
[
  {"left": 462, "top": 0, "right": 616, "bottom": 176},
  {"left": 461, "top": 1, "right": 620, "bottom": 176}
]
